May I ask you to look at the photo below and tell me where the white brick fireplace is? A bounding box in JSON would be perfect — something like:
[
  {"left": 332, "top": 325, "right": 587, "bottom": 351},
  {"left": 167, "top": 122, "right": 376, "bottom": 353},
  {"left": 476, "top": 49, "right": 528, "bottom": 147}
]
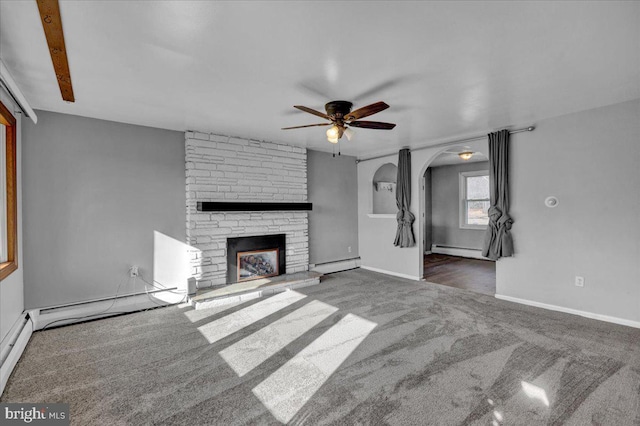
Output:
[{"left": 185, "top": 132, "right": 309, "bottom": 288}]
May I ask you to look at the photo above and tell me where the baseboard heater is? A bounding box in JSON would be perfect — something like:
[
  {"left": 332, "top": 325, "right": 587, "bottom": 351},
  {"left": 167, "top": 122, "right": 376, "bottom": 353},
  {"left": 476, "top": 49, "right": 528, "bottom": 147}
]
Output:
[
  {"left": 431, "top": 244, "right": 488, "bottom": 260},
  {"left": 1, "top": 313, "right": 33, "bottom": 395},
  {"left": 310, "top": 257, "right": 361, "bottom": 274},
  {"left": 32, "top": 287, "right": 181, "bottom": 331}
]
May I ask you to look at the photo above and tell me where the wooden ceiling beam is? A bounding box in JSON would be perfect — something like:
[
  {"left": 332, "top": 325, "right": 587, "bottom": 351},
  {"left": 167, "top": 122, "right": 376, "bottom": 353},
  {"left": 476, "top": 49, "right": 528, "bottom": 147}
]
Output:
[{"left": 36, "top": 0, "right": 74, "bottom": 102}]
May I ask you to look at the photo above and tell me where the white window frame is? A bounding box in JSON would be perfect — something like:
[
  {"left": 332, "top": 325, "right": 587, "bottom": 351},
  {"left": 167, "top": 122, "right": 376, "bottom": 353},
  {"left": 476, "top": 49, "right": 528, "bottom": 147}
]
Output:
[{"left": 459, "top": 170, "right": 490, "bottom": 230}]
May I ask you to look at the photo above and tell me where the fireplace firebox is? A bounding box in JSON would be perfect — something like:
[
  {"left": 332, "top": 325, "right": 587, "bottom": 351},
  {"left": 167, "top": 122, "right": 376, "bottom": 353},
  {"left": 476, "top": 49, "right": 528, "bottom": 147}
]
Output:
[{"left": 226, "top": 234, "right": 286, "bottom": 284}]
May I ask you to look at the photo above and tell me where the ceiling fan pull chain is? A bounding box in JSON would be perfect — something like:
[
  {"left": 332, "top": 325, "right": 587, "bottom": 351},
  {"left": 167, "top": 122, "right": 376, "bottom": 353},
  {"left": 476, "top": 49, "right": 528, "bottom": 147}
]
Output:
[
  {"left": 333, "top": 145, "right": 335, "bottom": 158},
  {"left": 338, "top": 140, "right": 341, "bottom": 156}
]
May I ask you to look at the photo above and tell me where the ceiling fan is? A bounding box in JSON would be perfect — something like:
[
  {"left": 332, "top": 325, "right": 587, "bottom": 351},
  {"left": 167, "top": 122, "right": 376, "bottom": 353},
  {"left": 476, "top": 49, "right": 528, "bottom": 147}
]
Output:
[{"left": 282, "top": 101, "right": 396, "bottom": 144}]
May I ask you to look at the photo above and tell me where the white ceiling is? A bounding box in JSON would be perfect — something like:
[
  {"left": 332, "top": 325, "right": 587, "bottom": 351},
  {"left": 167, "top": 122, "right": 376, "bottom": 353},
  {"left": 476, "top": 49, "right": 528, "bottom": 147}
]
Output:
[{"left": 1, "top": 1, "right": 638, "bottom": 158}]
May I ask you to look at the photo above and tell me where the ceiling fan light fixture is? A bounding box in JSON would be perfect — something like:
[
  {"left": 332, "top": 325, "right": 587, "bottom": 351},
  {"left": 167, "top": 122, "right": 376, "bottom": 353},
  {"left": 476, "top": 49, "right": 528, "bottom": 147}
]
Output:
[
  {"left": 326, "top": 125, "right": 340, "bottom": 139},
  {"left": 328, "top": 136, "right": 339, "bottom": 144},
  {"left": 459, "top": 151, "right": 474, "bottom": 161},
  {"left": 343, "top": 127, "right": 354, "bottom": 141}
]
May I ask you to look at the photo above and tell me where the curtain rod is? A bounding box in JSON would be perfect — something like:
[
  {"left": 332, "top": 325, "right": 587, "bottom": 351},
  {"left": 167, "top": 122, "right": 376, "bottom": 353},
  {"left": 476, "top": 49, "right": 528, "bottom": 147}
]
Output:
[
  {"left": 355, "top": 126, "right": 535, "bottom": 163},
  {"left": 0, "top": 61, "right": 38, "bottom": 123}
]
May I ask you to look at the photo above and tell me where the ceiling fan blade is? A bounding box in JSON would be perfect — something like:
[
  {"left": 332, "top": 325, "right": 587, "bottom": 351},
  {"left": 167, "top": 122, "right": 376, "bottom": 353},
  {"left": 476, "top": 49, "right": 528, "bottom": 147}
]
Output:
[
  {"left": 345, "top": 101, "right": 389, "bottom": 121},
  {"left": 348, "top": 120, "right": 396, "bottom": 130},
  {"left": 352, "top": 80, "right": 398, "bottom": 103},
  {"left": 351, "top": 75, "right": 419, "bottom": 103},
  {"left": 294, "top": 105, "right": 331, "bottom": 120},
  {"left": 281, "top": 123, "right": 332, "bottom": 130}
]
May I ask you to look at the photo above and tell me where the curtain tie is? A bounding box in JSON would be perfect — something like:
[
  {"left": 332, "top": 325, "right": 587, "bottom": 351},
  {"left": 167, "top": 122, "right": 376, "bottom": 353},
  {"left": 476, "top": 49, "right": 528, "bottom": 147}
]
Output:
[
  {"left": 488, "top": 205, "right": 513, "bottom": 229},
  {"left": 497, "top": 212, "right": 513, "bottom": 229},
  {"left": 396, "top": 209, "right": 415, "bottom": 224},
  {"left": 487, "top": 205, "right": 502, "bottom": 223}
]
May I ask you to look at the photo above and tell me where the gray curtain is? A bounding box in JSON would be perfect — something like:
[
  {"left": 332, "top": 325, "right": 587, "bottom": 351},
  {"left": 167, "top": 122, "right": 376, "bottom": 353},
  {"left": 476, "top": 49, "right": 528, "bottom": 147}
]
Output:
[
  {"left": 394, "top": 148, "right": 415, "bottom": 247},
  {"left": 482, "top": 129, "right": 514, "bottom": 260}
]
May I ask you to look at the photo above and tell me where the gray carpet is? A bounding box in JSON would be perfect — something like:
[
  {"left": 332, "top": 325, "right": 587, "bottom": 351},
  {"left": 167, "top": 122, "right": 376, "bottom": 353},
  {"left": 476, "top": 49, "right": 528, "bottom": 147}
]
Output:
[{"left": 2, "top": 269, "right": 640, "bottom": 425}]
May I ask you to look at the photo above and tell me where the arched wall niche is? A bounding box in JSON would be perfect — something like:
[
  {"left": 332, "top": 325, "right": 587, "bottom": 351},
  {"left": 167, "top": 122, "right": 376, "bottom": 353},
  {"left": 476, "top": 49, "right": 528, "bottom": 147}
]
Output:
[{"left": 372, "top": 163, "right": 397, "bottom": 214}]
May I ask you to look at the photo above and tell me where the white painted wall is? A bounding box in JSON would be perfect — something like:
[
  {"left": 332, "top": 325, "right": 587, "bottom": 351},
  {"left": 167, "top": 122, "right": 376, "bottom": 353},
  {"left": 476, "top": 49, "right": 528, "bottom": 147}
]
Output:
[
  {"left": 0, "top": 87, "right": 24, "bottom": 347},
  {"left": 358, "top": 156, "right": 413, "bottom": 278},
  {"left": 497, "top": 99, "right": 640, "bottom": 324}
]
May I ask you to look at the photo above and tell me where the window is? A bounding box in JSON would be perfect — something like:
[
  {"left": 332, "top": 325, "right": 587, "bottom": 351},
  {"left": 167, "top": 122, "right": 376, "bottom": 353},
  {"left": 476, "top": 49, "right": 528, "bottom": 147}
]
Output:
[
  {"left": 0, "top": 100, "right": 17, "bottom": 280},
  {"left": 1, "top": 123, "right": 6, "bottom": 262},
  {"left": 459, "top": 170, "right": 490, "bottom": 229}
]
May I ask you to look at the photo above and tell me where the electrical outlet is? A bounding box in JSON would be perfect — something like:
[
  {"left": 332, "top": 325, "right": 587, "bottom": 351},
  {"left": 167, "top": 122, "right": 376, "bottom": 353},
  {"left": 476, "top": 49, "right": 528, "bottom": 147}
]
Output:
[
  {"left": 130, "top": 266, "right": 139, "bottom": 278},
  {"left": 348, "top": 246, "right": 352, "bottom": 253},
  {"left": 575, "top": 276, "right": 584, "bottom": 287}
]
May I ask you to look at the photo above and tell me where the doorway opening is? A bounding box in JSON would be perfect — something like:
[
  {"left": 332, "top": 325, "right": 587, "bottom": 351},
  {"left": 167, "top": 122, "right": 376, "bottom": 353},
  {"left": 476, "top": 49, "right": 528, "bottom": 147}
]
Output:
[{"left": 421, "top": 146, "right": 495, "bottom": 295}]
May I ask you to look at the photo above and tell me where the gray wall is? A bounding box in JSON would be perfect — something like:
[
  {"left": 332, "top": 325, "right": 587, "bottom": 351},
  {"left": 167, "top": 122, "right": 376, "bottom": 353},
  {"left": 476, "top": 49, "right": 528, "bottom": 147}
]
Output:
[
  {"left": 308, "top": 150, "right": 358, "bottom": 265},
  {"left": 498, "top": 99, "right": 640, "bottom": 324},
  {"left": 430, "top": 161, "right": 489, "bottom": 250},
  {"left": 22, "top": 111, "right": 185, "bottom": 308},
  {"left": 0, "top": 87, "right": 24, "bottom": 346}
]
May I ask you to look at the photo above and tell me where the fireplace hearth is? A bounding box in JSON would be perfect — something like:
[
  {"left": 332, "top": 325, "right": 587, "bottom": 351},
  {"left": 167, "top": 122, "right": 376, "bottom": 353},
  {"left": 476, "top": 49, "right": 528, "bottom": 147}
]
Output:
[{"left": 227, "top": 234, "right": 286, "bottom": 284}]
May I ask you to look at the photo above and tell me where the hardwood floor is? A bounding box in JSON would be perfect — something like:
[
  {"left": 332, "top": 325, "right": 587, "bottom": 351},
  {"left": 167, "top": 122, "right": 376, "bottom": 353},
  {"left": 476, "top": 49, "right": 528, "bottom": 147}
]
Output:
[{"left": 423, "top": 253, "right": 495, "bottom": 295}]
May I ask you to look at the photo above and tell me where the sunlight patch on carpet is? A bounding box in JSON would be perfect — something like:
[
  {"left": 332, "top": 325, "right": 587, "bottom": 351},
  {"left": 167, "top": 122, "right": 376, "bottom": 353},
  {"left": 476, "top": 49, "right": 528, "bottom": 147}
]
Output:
[
  {"left": 521, "top": 381, "right": 550, "bottom": 407},
  {"left": 252, "top": 313, "right": 377, "bottom": 423},
  {"left": 220, "top": 300, "right": 338, "bottom": 376},
  {"left": 183, "top": 299, "right": 246, "bottom": 323},
  {"left": 197, "top": 290, "right": 306, "bottom": 344}
]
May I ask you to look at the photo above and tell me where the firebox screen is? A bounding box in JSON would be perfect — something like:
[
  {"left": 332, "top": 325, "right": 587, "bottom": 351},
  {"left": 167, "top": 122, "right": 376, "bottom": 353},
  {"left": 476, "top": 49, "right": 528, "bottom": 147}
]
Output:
[{"left": 237, "top": 249, "right": 279, "bottom": 282}]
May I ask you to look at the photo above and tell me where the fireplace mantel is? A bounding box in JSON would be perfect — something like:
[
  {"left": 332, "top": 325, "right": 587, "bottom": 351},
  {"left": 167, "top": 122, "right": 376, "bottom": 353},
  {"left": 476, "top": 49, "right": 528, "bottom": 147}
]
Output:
[{"left": 197, "top": 202, "right": 312, "bottom": 212}]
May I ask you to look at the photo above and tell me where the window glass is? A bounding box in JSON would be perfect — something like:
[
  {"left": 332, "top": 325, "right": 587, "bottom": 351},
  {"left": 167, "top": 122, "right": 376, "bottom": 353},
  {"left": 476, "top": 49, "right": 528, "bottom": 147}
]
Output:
[
  {"left": 460, "top": 171, "right": 490, "bottom": 228},
  {"left": 466, "top": 175, "right": 489, "bottom": 199},
  {"left": 0, "top": 123, "right": 6, "bottom": 263},
  {"left": 466, "top": 200, "right": 490, "bottom": 225},
  {"left": 0, "top": 100, "right": 17, "bottom": 279}
]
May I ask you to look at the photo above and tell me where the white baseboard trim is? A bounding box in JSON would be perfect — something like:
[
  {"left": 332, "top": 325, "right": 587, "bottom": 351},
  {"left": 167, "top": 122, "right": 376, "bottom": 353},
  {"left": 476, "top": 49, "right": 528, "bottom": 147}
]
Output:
[
  {"left": 1, "top": 313, "right": 33, "bottom": 395},
  {"left": 310, "top": 257, "right": 361, "bottom": 274},
  {"left": 431, "top": 245, "right": 487, "bottom": 260},
  {"left": 360, "top": 265, "right": 421, "bottom": 281},
  {"left": 495, "top": 294, "right": 640, "bottom": 329},
  {"left": 33, "top": 289, "right": 185, "bottom": 331}
]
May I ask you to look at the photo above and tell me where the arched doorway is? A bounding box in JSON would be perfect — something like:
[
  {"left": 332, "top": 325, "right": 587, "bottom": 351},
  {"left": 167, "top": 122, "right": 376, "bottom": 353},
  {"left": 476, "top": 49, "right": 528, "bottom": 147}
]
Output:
[{"left": 417, "top": 144, "right": 496, "bottom": 295}]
